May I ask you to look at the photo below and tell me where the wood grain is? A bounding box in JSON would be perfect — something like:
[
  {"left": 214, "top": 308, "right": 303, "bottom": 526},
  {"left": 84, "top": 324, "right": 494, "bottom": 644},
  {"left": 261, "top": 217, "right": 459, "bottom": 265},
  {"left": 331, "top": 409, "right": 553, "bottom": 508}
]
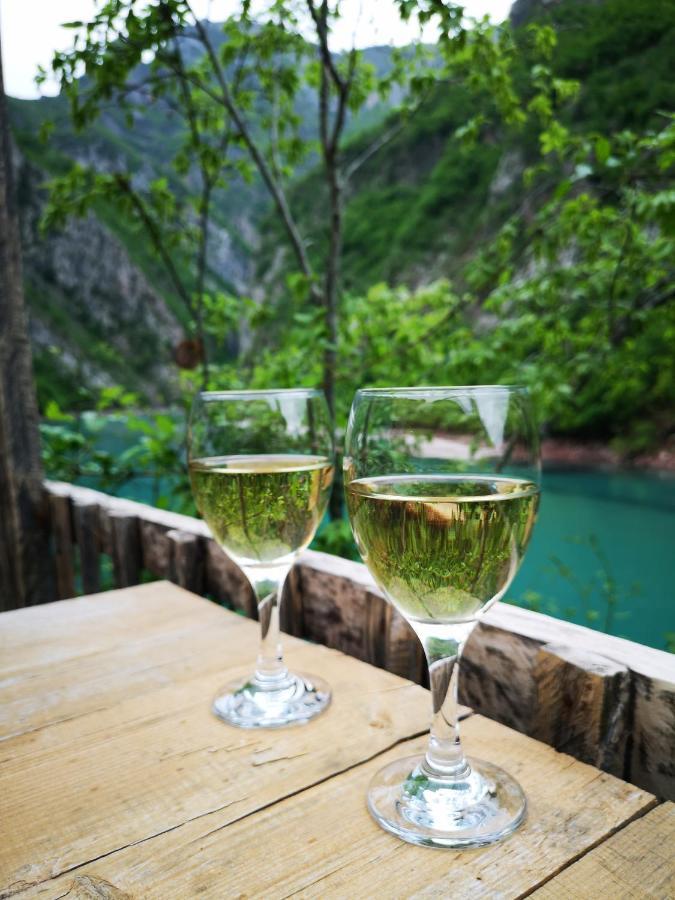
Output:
[
  {"left": 110, "top": 511, "right": 142, "bottom": 589},
  {"left": 166, "top": 529, "right": 204, "bottom": 594},
  {"left": 72, "top": 499, "right": 101, "bottom": 595},
  {"left": 19, "top": 717, "right": 656, "bottom": 900},
  {"left": 533, "top": 802, "right": 675, "bottom": 899},
  {"left": 531, "top": 642, "right": 630, "bottom": 774},
  {"left": 0, "top": 583, "right": 430, "bottom": 895},
  {"left": 48, "top": 493, "right": 75, "bottom": 601},
  {"left": 204, "top": 538, "right": 256, "bottom": 616},
  {"left": 631, "top": 672, "right": 675, "bottom": 800}
]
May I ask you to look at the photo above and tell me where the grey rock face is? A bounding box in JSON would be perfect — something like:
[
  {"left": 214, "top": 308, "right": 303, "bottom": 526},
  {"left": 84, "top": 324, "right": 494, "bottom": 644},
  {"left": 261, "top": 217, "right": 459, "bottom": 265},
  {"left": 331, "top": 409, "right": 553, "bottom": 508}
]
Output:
[{"left": 16, "top": 148, "right": 182, "bottom": 402}]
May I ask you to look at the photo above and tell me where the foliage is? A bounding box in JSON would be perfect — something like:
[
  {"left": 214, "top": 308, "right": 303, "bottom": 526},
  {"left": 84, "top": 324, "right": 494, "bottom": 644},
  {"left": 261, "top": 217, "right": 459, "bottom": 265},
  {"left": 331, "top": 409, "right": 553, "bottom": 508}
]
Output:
[
  {"left": 312, "top": 517, "right": 359, "bottom": 560},
  {"left": 41, "top": 0, "right": 572, "bottom": 421},
  {"left": 41, "top": 389, "right": 194, "bottom": 513},
  {"left": 232, "top": 115, "right": 675, "bottom": 451}
]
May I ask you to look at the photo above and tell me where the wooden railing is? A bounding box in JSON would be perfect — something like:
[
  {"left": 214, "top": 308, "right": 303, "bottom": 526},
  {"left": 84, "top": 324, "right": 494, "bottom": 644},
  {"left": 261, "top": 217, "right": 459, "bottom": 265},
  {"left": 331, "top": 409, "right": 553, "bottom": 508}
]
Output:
[{"left": 45, "top": 480, "right": 675, "bottom": 800}]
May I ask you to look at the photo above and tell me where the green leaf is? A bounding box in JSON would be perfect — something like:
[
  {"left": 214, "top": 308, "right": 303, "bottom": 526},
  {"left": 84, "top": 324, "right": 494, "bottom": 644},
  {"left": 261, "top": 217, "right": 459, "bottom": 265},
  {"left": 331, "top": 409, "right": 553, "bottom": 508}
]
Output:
[{"left": 595, "top": 136, "right": 611, "bottom": 165}]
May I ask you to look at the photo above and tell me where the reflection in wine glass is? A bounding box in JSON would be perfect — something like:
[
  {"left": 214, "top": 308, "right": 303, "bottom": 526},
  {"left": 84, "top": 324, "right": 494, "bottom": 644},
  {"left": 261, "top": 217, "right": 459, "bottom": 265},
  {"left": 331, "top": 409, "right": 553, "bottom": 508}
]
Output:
[
  {"left": 344, "top": 386, "right": 540, "bottom": 848},
  {"left": 188, "top": 389, "right": 334, "bottom": 728}
]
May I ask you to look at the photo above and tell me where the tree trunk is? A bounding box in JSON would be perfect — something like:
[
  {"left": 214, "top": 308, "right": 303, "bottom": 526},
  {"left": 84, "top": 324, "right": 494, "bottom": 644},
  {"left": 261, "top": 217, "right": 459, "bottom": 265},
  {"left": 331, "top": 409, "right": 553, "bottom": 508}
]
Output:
[
  {"left": 0, "top": 33, "right": 55, "bottom": 610},
  {"left": 324, "top": 156, "right": 342, "bottom": 520}
]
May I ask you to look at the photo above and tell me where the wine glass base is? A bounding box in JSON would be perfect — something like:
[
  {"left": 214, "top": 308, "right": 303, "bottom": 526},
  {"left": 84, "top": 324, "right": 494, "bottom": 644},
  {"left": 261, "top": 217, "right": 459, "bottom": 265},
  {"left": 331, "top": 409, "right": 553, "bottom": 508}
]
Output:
[
  {"left": 367, "top": 755, "right": 526, "bottom": 849},
  {"left": 212, "top": 671, "right": 331, "bottom": 729}
]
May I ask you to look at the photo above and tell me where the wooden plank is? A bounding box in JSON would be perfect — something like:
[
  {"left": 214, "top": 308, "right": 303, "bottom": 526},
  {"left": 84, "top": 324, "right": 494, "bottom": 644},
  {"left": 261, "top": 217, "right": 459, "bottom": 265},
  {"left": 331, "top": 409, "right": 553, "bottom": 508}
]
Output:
[
  {"left": 533, "top": 802, "right": 675, "bottom": 899},
  {"left": 0, "top": 583, "right": 430, "bottom": 895},
  {"left": 382, "top": 599, "right": 426, "bottom": 683},
  {"left": 139, "top": 518, "right": 172, "bottom": 578},
  {"left": 0, "top": 582, "right": 211, "bottom": 684},
  {"left": 110, "top": 511, "right": 142, "bottom": 589},
  {"left": 461, "top": 618, "right": 541, "bottom": 733},
  {"left": 47, "top": 492, "right": 75, "bottom": 600},
  {"left": 44, "top": 484, "right": 675, "bottom": 685},
  {"left": 631, "top": 672, "right": 675, "bottom": 799},
  {"left": 46, "top": 481, "right": 211, "bottom": 539},
  {"left": 531, "top": 643, "right": 630, "bottom": 774},
  {"left": 21, "top": 717, "right": 656, "bottom": 900},
  {"left": 204, "top": 538, "right": 256, "bottom": 617},
  {"left": 71, "top": 498, "right": 100, "bottom": 594},
  {"left": 299, "top": 551, "right": 389, "bottom": 666},
  {"left": 0, "top": 585, "right": 252, "bottom": 742},
  {"left": 167, "top": 529, "right": 204, "bottom": 593},
  {"left": 461, "top": 636, "right": 631, "bottom": 776},
  {"left": 279, "top": 564, "right": 304, "bottom": 638},
  {"left": 482, "top": 601, "right": 675, "bottom": 682}
]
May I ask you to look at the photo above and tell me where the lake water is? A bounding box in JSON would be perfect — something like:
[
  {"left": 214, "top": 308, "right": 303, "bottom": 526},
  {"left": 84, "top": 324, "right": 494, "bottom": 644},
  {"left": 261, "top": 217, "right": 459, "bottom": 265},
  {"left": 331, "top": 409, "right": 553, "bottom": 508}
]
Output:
[
  {"left": 77, "top": 417, "right": 674, "bottom": 651},
  {"left": 508, "top": 468, "right": 674, "bottom": 651}
]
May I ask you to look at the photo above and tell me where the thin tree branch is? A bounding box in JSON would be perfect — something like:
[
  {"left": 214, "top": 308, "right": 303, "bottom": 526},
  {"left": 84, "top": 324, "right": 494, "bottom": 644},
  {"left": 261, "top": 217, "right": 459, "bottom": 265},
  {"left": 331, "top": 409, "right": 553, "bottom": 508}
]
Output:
[
  {"left": 306, "top": 0, "right": 344, "bottom": 92},
  {"left": 114, "top": 174, "right": 196, "bottom": 319},
  {"left": 184, "top": 2, "right": 317, "bottom": 293},
  {"left": 345, "top": 88, "right": 432, "bottom": 182},
  {"left": 329, "top": 48, "right": 356, "bottom": 154}
]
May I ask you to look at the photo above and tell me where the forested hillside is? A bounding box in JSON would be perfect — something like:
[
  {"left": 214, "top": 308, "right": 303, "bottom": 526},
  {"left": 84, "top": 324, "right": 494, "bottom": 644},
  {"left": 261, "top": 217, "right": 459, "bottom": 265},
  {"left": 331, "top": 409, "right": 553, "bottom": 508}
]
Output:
[
  {"left": 8, "top": 0, "right": 675, "bottom": 451},
  {"left": 262, "top": 0, "right": 674, "bottom": 291},
  {"left": 8, "top": 28, "right": 396, "bottom": 409}
]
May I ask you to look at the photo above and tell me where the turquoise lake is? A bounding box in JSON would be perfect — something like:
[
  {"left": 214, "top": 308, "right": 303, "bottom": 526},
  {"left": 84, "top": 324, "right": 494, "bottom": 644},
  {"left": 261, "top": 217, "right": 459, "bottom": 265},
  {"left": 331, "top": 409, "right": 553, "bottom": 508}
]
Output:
[{"left": 508, "top": 468, "right": 674, "bottom": 651}]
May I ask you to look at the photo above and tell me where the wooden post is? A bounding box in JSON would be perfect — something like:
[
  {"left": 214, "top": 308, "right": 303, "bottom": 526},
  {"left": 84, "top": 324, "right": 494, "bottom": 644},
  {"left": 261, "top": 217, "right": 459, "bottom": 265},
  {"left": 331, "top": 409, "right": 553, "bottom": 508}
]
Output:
[
  {"left": 167, "top": 529, "right": 204, "bottom": 594},
  {"left": 280, "top": 565, "right": 304, "bottom": 638},
  {"left": 139, "top": 520, "right": 172, "bottom": 578},
  {"left": 49, "top": 492, "right": 75, "bottom": 600},
  {"left": 72, "top": 499, "right": 100, "bottom": 595},
  {"left": 110, "top": 511, "right": 142, "bottom": 589},
  {"left": 382, "top": 603, "right": 425, "bottom": 684},
  {"left": 631, "top": 670, "right": 675, "bottom": 798},
  {"left": 460, "top": 620, "right": 541, "bottom": 734},
  {"left": 204, "top": 539, "right": 256, "bottom": 618},
  {"left": 0, "top": 30, "right": 54, "bottom": 610},
  {"left": 532, "top": 643, "right": 630, "bottom": 776}
]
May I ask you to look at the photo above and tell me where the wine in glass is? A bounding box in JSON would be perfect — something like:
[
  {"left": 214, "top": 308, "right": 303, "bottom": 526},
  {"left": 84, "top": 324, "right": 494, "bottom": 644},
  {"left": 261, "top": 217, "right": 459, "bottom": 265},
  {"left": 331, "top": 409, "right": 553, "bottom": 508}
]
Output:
[
  {"left": 188, "top": 389, "right": 334, "bottom": 728},
  {"left": 344, "top": 386, "right": 540, "bottom": 848}
]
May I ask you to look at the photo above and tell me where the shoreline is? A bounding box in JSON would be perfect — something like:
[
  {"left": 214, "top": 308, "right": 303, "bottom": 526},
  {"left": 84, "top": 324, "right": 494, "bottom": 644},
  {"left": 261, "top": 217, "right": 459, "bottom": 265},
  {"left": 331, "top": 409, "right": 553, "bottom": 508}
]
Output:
[{"left": 541, "top": 438, "right": 675, "bottom": 474}]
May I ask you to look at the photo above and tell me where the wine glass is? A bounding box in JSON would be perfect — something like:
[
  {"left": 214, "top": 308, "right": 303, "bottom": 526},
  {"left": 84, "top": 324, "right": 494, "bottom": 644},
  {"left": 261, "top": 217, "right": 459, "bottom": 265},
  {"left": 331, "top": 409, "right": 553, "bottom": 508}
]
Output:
[
  {"left": 344, "top": 386, "right": 540, "bottom": 848},
  {"left": 188, "top": 389, "right": 334, "bottom": 728}
]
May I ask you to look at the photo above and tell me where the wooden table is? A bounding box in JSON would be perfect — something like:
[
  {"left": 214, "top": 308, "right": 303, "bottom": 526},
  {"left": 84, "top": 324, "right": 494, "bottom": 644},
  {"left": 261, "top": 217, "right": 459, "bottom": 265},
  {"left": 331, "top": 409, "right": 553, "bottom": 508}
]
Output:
[{"left": 1, "top": 582, "right": 672, "bottom": 899}]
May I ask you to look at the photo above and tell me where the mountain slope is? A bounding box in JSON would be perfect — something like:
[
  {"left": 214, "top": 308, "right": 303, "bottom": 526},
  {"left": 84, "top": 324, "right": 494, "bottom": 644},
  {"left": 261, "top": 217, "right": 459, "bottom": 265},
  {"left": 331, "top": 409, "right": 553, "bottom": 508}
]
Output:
[
  {"left": 258, "top": 0, "right": 675, "bottom": 295},
  {"left": 8, "top": 0, "right": 674, "bottom": 410},
  {"left": 8, "top": 35, "right": 398, "bottom": 409}
]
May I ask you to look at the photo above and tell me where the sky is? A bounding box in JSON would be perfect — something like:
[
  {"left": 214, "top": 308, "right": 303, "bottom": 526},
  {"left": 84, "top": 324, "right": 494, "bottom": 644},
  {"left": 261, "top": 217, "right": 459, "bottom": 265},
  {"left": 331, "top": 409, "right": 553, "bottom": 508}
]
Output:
[{"left": 0, "top": 0, "right": 512, "bottom": 99}]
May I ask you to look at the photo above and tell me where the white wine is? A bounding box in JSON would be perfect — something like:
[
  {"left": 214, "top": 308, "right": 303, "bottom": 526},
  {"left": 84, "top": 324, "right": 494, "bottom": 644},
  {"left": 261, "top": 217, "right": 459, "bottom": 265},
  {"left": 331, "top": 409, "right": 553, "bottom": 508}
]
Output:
[
  {"left": 190, "top": 454, "right": 333, "bottom": 565},
  {"left": 346, "top": 474, "right": 539, "bottom": 623}
]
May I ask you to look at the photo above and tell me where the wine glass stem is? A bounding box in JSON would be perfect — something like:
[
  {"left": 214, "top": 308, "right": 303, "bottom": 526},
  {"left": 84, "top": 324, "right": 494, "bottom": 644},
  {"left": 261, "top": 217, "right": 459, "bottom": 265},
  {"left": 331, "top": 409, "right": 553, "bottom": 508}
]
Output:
[
  {"left": 243, "top": 562, "right": 292, "bottom": 686},
  {"left": 417, "top": 621, "right": 477, "bottom": 780}
]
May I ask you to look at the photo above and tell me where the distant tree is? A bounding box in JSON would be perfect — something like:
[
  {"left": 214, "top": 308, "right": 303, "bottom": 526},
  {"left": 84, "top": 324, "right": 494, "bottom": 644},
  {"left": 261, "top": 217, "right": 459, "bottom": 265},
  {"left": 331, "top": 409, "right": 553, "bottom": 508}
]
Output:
[
  {"left": 0, "top": 31, "right": 55, "bottom": 609},
  {"left": 43, "top": 1, "right": 562, "bottom": 419}
]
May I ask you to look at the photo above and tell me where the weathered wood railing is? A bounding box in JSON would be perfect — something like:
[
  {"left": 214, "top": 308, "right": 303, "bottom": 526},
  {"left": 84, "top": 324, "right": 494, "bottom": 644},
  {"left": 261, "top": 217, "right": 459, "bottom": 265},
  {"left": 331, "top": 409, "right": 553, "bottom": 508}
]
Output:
[{"left": 45, "top": 480, "right": 675, "bottom": 800}]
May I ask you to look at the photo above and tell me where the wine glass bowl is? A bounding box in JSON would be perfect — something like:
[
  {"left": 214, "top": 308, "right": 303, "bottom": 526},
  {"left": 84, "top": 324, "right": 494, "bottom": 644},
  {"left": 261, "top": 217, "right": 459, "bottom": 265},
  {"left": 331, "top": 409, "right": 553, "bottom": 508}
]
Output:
[
  {"left": 344, "top": 386, "right": 540, "bottom": 848},
  {"left": 188, "top": 389, "right": 334, "bottom": 728}
]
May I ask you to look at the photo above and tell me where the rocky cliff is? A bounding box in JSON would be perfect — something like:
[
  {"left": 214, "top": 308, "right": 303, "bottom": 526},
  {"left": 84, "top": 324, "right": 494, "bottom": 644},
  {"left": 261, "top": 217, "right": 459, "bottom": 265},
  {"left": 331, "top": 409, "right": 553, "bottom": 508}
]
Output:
[{"left": 12, "top": 141, "right": 183, "bottom": 406}]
